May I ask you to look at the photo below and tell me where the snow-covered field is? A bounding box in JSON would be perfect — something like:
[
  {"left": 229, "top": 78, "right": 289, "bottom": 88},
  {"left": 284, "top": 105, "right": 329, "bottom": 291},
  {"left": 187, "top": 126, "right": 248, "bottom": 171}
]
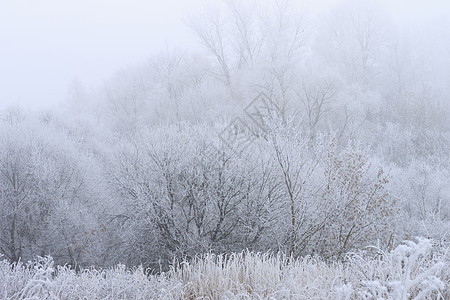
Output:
[{"left": 1, "top": 238, "right": 448, "bottom": 299}]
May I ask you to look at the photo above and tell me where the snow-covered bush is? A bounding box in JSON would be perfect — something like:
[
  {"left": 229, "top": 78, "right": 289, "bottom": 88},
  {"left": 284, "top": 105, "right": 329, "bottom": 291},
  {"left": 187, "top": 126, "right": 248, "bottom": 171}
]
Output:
[{"left": 346, "top": 237, "right": 447, "bottom": 299}]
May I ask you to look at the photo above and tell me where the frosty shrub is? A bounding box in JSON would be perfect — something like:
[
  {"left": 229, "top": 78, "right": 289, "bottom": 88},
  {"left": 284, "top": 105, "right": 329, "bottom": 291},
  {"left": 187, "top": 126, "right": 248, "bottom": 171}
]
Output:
[{"left": 346, "top": 237, "right": 447, "bottom": 299}]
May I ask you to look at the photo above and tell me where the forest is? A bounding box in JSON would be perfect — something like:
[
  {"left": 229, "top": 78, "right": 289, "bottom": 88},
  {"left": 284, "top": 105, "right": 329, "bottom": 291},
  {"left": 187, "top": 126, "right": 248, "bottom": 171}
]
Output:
[{"left": 1, "top": 0, "right": 449, "bottom": 298}]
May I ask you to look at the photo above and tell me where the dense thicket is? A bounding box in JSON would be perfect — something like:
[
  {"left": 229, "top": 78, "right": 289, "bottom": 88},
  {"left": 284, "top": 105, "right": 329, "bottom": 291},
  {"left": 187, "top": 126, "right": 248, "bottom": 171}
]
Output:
[{"left": 1, "top": 0, "right": 449, "bottom": 270}]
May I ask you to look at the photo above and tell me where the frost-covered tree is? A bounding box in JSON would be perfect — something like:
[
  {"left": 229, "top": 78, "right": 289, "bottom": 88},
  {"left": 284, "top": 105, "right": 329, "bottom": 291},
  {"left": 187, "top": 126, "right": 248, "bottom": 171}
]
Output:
[{"left": 0, "top": 114, "right": 102, "bottom": 266}]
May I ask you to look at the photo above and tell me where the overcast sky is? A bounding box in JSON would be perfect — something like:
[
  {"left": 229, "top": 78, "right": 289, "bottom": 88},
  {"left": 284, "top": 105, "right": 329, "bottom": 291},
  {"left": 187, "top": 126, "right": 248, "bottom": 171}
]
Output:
[{"left": 1, "top": 0, "right": 449, "bottom": 111}]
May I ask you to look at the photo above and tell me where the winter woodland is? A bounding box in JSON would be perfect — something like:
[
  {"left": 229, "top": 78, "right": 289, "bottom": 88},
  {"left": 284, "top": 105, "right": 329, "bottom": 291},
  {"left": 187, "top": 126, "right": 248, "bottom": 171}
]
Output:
[{"left": 1, "top": 0, "right": 449, "bottom": 298}]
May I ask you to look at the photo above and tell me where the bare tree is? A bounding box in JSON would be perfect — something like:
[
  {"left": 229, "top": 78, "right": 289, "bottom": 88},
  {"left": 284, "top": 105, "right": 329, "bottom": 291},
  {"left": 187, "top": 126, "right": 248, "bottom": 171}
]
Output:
[
  {"left": 295, "top": 78, "right": 338, "bottom": 137},
  {"left": 187, "top": 7, "right": 233, "bottom": 90}
]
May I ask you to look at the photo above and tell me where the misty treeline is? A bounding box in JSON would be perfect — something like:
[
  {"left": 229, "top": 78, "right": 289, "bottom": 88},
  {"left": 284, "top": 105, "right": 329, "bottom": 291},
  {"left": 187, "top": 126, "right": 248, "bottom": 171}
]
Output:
[{"left": 1, "top": 0, "right": 449, "bottom": 271}]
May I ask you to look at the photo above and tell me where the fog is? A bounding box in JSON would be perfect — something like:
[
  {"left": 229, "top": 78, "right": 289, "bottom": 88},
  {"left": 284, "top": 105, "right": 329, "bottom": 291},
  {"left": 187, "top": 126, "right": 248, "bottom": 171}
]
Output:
[
  {"left": 0, "top": 0, "right": 205, "bottom": 109},
  {"left": 2, "top": 0, "right": 449, "bottom": 110}
]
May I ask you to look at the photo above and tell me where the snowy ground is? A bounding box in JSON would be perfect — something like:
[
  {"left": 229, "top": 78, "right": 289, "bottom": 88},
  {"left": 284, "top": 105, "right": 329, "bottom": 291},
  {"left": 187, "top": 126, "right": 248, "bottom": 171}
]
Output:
[{"left": 1, "top": 238, "right": 448, "bottom": 299}]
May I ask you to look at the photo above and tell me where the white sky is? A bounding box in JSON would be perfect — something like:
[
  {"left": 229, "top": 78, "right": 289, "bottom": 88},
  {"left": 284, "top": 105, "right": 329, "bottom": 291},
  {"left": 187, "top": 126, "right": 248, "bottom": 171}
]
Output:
[{"left": 0, "top": 0, "right": 449, "bottom": 111}]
